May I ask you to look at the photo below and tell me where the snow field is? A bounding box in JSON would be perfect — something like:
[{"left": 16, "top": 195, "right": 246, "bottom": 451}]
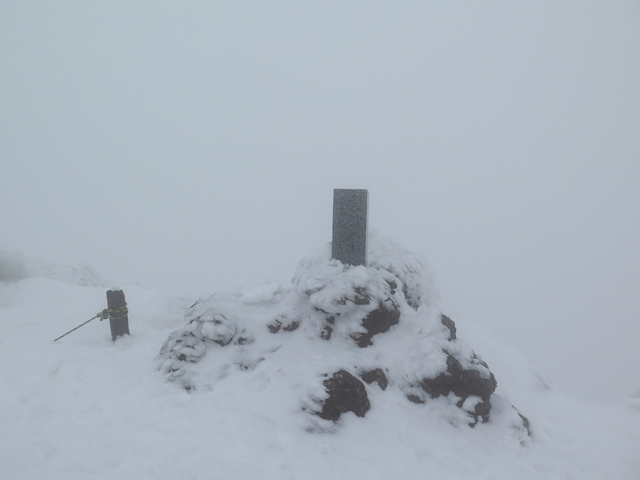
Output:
[{"left": 1, "top": 273, "right": 639, "bottom": 479}]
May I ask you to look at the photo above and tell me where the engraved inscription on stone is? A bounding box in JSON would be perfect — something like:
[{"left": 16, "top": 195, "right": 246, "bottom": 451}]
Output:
[{"left": 332, "top": 189, "right": 368, "bottom": 266}]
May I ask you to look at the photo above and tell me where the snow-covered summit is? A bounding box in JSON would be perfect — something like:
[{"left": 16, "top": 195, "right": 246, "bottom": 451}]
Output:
[
  {"left": 157, "top": 235, "right": 527, "bottom": 434},
  {"left": 1, "top": 240, "right": 639, "bottom": 479}
]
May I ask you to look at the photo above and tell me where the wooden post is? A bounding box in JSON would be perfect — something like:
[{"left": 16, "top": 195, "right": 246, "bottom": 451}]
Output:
[
  {"left": 106, "top": 289, "right": 130, "bottom": 341},
  {"left": 332, "top": 189, "right": 369, "bottom": 266}
]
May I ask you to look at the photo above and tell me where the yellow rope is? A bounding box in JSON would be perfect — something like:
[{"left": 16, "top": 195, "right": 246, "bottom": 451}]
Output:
[{"left": 107, "top": 305, "right": 129, "bottom": 321}]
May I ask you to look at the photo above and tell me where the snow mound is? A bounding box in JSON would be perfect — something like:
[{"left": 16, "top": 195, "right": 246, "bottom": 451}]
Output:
[
  {"left": 157, "top": 236, "right": 528, "bottom": 433},
  {"left": 0, "top": 249, "right": 108, "bottom": 287}
]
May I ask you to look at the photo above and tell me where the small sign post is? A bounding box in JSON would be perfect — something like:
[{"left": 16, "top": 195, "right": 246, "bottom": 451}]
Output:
[
  {"left": 332, "top": 189, "right": 369, "bottom": 266},
  {"left": 106, "top": 289, "right": 130, "bottom": 341}
]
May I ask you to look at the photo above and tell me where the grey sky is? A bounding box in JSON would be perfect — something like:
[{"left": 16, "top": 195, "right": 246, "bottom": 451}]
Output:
[{"left": 2, "top": 1, "right": 639, "bottom": 401}]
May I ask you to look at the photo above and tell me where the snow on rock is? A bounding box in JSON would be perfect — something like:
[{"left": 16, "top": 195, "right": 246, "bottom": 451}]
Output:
[{"left": 157, "top": 236, "right": 520, "bottom": 430}]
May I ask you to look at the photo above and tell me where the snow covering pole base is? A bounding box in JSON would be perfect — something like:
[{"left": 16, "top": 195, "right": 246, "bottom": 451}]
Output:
[
  {"left": 106, "top": 289, "right": 130, "bottom": 341},
  {"left": 332, "top": 189, "right": 369, "bottom": 267}
]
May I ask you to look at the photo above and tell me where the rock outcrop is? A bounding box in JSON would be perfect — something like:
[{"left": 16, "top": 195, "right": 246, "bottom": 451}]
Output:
[
  {"left": 315, "top": 370, "right": 370, "bottom": 421},
  {"left": 157, "top": 235, "right": 527, "bottom": 433}
]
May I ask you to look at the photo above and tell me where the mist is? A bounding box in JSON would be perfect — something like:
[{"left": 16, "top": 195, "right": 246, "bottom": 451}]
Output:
[{"left": 1, "top": 0, "right": 639, "bottom": 402}]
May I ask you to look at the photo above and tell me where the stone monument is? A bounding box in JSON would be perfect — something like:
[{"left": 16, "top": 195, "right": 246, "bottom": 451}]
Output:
[{"left": 332, "top": 189, "right": 368, "bottom": 266}]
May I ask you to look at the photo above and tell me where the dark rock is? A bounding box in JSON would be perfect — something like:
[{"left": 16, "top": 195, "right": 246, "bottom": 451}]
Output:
[
  {"left": 317, "top": 370, "right": 370, "bottom": 421},
  {"left": 456, "top": 397, "right": 492, "bottom": 426},
  {"left": 320, "top": 316, "right": 335, "bottom": 340},
  {"left": 421, "top": 351, "right": 496, "bottom": 400},
  {"left": 353, "top": 294, "right": 370, "bottom": 305},
  {"left": 283, "top": 320, "right": 300, "bottom": 332},
  {"left": 321, "top": 325, "right": 333, "bottom": 340},
  {"left": 267, "top": 320, "right": 282, "bottom": 333},
  {"left": 336, "top": 288, "right": 370, "bottom": 306},
  {"left": 351, "top": 300, "right": 400, "bottom": 347},
  {"left": 353, "top": 287, "right": 370, "bottom": 305},
  {"left": 360, "top": 368, "right": 388, "bottom": 390},
  {"left": 234, "top": 336, "right": 253, "bottom": 345},
  {"left": 386, "top": 280, "right": 397, "bottom": 295},
  {"left": 420, "top": 350, "right": 497, "bottom": 423},
  {"left": 268, "top": 318, "right": 300, "bottom": 333},
  {"left": 406, "top": 394, "right": 425, "bottom": 404},
  {"left": 440, "top": 314, "right": 457, "bottom": 341},
  {"left": 474, "top": 398, "right": 492, "bottom": 421}
]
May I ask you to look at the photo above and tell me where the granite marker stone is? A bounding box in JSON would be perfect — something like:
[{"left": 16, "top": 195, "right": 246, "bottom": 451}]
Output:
[{"left": 332, "top": 189, "right": 368, "bottom": 266}]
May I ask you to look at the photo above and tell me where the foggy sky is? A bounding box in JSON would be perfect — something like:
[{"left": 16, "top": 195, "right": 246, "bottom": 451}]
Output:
[{"left": 2, "top": 1, "right": 639, "bottom": 401}]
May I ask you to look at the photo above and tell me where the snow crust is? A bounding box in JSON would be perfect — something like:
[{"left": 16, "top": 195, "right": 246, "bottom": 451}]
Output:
[{"left": 1, "top": 242, "right": 639, "bottom": 479}]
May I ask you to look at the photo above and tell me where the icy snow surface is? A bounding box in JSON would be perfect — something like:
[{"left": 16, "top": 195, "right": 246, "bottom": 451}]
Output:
[{"left": 1, "top": 243, "right": 639, "bottom": 480}]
